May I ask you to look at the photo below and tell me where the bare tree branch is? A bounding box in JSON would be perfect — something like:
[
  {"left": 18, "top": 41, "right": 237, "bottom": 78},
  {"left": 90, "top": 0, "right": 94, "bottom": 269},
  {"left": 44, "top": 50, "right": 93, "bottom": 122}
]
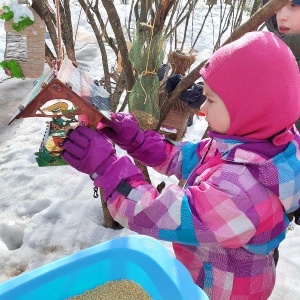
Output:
[
  {"left": 191, "top": 4, "right": 213, "bottom": 51},
  {"left": 101, "top": 0, "right": 135, "bottom": 91},
  {"left": 77, "top": 0, "right": 112, "bottom": 96},
  {"left": 89, "top": 1, "right": 119, "bottom": 56},
  {"left": 32, "top": 0, "right": 58, "bottom": 57},
  {"left": 57, "top": 0, "right": 76, "bottom": 61}
]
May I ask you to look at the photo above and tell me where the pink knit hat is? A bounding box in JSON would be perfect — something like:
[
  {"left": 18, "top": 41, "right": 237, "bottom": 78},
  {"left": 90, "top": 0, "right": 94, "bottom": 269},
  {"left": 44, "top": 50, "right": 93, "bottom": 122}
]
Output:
[{"left": 200, "top": 31, "right": 300, "bottom": 145}]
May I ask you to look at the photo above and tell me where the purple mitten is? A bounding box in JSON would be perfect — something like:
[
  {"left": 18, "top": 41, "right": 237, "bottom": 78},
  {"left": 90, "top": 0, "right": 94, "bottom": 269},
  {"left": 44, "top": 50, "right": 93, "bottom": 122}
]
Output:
[
  {"left": 62, "top": 126, "right": 117, "bottom": 177},
  {"left": 100, "top": 112, "right": 169, "bottom": 167},
  {"left": 62, "top": 126, "right": 145, "bottom": 199},
  {"left": 99, "top": 113, "right": 144, "bottom": 152}
]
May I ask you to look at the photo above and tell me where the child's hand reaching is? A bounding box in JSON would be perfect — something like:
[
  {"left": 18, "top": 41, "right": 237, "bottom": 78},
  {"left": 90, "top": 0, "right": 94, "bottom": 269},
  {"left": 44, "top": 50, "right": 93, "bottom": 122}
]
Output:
[{"left": 99, "top": 113, "right": 144, "bottom": 152}]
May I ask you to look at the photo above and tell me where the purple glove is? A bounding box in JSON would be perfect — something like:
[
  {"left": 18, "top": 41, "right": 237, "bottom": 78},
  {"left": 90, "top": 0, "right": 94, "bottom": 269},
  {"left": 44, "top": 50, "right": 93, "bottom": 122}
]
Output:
[
  {"left": 99, "top": 113, "right": 144, "bottom": 152},
  {"left": 62, "top": 126, "right": 145, "bottom": 198},
  {"left": 62, "top": 126, "right": 117, "bottom": 178},
  {"left": 99, "top": 112, "right": 169, "bottom": 167}
]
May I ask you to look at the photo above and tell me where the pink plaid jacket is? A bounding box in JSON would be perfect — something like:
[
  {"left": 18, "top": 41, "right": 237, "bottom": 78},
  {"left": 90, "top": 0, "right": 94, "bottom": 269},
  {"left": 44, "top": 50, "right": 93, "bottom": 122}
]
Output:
[{"left": 107, "top": 130, "right": 300, "bottom": 299}]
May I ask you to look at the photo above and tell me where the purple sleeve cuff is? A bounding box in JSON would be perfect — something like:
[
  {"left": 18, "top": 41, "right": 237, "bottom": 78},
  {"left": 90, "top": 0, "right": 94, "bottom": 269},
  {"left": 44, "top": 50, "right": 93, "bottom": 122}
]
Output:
[{"left": 93, "top": 156, "right": 145, "bottom": 199}]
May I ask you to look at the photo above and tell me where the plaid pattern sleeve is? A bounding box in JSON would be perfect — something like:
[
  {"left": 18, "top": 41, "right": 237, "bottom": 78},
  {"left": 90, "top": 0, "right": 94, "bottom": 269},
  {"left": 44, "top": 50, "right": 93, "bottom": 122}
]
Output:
[{"left": 107, "top": 164, "right": 283, "bottom": 250}]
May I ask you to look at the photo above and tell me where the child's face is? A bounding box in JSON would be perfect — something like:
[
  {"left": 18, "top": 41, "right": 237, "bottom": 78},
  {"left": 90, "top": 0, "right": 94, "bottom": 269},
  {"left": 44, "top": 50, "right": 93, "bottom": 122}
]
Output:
[
  {"left": 200, "top": 82, "right": 230, "bottom": 134},
  {"left": 276, "top": 1, "right": 300, "bottom": 35}
]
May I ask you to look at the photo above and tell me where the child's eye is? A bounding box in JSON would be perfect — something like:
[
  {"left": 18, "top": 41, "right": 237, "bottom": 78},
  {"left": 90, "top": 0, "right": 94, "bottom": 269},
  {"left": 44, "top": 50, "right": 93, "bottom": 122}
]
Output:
[{"left": 207, "top": 98, "right": 213, "bottom": 103}]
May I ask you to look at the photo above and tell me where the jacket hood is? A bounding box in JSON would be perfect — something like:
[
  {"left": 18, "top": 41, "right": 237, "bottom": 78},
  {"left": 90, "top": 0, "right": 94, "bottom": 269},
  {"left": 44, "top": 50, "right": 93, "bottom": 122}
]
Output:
[
  {"left": 200, "top": 31, "right": 300, "bottom": 143},
  {"left": 210, "top": 130, "right": 300, "bottom": 213}
]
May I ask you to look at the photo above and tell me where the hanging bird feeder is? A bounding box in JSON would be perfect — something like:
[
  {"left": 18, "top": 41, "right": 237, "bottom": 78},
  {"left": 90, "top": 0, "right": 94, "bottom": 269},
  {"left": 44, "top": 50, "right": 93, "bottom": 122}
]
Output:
[{"left": 9, "top": 58, "right": 111, "bottom": 167}]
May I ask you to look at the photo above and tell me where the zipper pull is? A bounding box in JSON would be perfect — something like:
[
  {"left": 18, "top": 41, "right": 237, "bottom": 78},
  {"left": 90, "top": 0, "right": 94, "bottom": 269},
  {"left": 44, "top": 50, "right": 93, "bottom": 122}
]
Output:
[{"left": 93, "top": 187, "right": 99, "bottom": 198}]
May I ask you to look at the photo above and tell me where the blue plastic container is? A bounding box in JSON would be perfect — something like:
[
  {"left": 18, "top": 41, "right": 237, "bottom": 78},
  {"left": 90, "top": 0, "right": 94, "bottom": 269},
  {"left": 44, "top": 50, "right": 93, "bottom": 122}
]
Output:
[{"left": 0, "top": 235, "right": 208, "bottom": 300}]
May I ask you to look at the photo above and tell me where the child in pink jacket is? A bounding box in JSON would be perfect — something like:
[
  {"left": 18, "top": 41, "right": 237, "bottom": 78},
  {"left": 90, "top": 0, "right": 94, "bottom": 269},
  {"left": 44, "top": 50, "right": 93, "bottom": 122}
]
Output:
[{"left": 62, "top": 31, "right": 300, "bottom": 299}]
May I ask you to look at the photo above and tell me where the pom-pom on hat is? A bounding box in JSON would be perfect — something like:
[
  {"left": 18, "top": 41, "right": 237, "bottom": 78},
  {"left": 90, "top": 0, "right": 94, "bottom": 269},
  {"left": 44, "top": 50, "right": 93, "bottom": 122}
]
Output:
[{"left": 200, "top": 31, "right": 300, "bottom": 144}]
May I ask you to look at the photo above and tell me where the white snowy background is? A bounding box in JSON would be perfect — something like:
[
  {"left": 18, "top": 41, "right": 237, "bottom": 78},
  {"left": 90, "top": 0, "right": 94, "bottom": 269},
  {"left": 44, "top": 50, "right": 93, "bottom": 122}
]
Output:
[{"left": 0, "top": 1, "right": 299, "bottom": 299}]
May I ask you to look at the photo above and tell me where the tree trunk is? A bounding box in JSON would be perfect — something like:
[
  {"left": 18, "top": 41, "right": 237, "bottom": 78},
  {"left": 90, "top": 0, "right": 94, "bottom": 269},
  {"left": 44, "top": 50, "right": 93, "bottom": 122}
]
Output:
[
  {"left": 111, "top": 72, "right": 127, "bottom": 112},
  {"left": 134, "top": 160, "right": 151, "bottom": 184},
  {"left": 58, "top": 0, "right": 76, "bottom": 61},
  {"left": 100, "top": 189, "right": 122, "bottom": 229}
]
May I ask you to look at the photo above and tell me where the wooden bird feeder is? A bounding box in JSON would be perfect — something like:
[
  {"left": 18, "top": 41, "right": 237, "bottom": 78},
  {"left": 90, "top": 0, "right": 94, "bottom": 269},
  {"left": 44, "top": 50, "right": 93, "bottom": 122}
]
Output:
[{"left": 9, "top": 58, "right": 111, "bottom": 167}]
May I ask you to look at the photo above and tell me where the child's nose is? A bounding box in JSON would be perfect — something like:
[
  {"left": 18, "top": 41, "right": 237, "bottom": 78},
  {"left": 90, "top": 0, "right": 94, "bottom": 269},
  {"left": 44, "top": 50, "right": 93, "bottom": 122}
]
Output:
[{"left": 200, "top": 101, "right": 207, "bottom": 114}]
